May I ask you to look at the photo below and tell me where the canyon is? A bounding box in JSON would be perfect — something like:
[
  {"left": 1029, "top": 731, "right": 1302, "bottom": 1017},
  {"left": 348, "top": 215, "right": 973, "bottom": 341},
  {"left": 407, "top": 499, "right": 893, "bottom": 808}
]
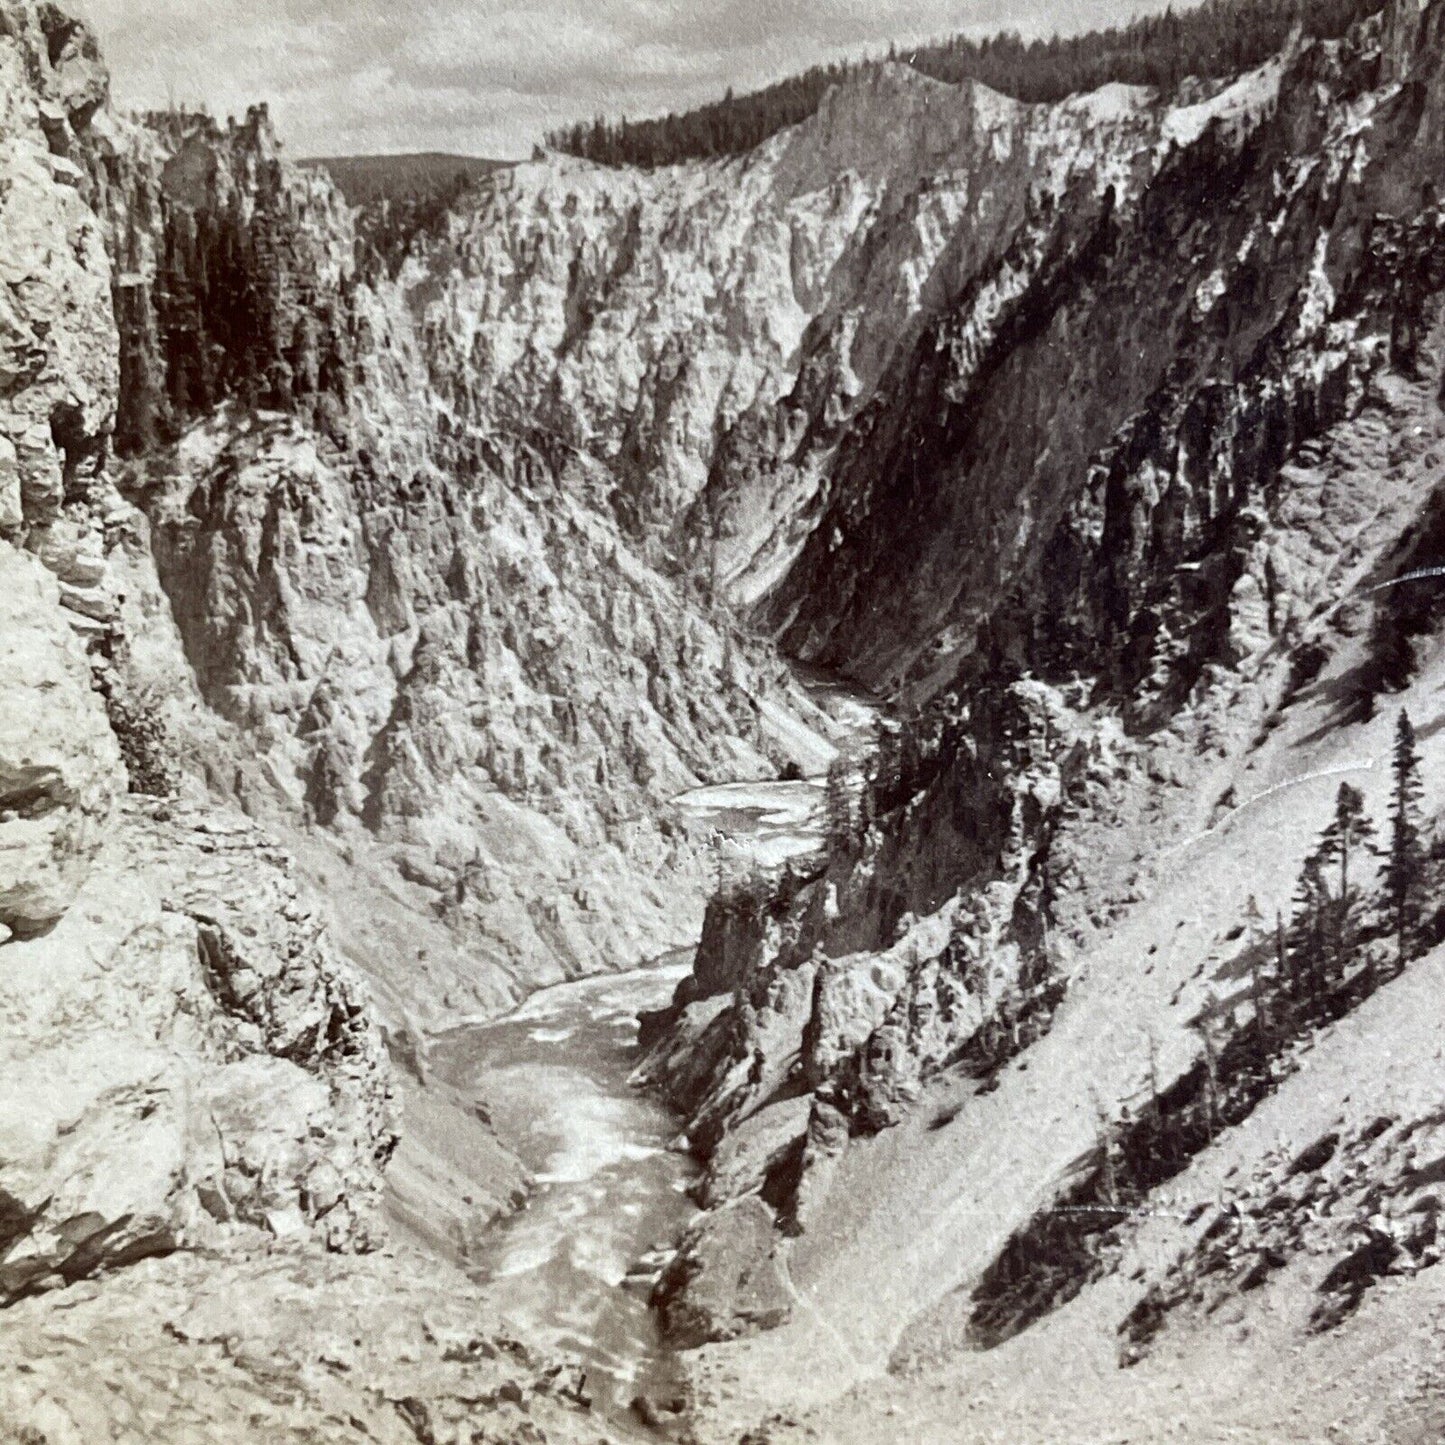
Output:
[{"left": 2, "top": 0, "right": 1445, "bottom": 1439}]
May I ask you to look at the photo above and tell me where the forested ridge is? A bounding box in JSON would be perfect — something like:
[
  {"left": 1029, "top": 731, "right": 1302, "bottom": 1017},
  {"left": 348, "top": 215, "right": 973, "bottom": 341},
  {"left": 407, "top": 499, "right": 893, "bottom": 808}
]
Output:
[{"left": 547, "top": 0, "right": 1381, "bottom": 169}]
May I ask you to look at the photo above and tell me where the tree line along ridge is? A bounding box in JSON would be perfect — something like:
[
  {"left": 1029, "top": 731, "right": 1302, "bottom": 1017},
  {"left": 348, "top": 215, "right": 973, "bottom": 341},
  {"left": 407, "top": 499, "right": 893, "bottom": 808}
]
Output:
[{"left": 546, "top": 0, "right": 1382, "bottom": 170}]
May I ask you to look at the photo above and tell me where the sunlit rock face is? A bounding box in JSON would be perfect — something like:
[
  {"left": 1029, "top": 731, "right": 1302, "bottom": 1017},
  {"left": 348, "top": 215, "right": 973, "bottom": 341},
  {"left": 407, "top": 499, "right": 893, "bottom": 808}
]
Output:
[
  {"left": 0, "top": 0, "right": 394, "bottom": 1318},
  {"left": 0, "top": 8, "right": 124, "bottom": 937},
  {"left": 0, "top": 12, "right": 620, "bottom": 1438},
  {"left": 0, "top": 550, "right": 121, "bottom": 937},
  {"left": 19, "top": 0, "right": 1318, "bottom": 1027},
  {"left": 0, "top": 1, "right": 116, "bottom": 536},
  {"left": 415, "top": 65, "right": 1173, "bottom": 607},
  {"left": 0, "top": 800, "right": 396, "bottom": 1304},
  {"left": 72, "top": 88, "right": 851, "bottom": 1027}
]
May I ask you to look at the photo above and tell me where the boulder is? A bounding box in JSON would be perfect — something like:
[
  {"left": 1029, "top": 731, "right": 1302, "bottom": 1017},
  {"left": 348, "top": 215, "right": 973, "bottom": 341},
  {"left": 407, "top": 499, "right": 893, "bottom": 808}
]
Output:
[{"left": 652, "top": 1195, "right": 794, "bottom": 1347}]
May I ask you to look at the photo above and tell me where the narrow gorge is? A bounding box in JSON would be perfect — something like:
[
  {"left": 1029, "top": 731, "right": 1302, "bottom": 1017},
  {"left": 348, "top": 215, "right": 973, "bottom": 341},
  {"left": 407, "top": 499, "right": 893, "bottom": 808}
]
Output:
[{"left": 3, "top": 0, "right": 1445, "bottom": 1439}]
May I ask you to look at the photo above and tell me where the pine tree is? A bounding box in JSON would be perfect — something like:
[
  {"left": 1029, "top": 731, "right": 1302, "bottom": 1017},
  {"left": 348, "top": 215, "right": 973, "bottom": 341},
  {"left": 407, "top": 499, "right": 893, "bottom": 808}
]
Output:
[
  {"left": 544, "top": 0, "right": 1376, "bottom": 169},
  {"left": 1197, "top": 1013, "right": 1222, "bottom": 1139},
  {"left": 1274, "top": 907, "right": 1286, "bottom": 986},
  {"left": 870, "top": 719, "right": 902, "bottom": 811},
  {"left": 1287, "top": 853, "right": 1330, "bottom": 1011},
  {"left": 1314, "top": 781, "right": 1378, "bottom": 982},
  {"left": 1243, "top": 894, "right": 1273, "bottom": 1062},
  {"left": 1383, "top": 709, "right": 1427, "bottom": 965}
]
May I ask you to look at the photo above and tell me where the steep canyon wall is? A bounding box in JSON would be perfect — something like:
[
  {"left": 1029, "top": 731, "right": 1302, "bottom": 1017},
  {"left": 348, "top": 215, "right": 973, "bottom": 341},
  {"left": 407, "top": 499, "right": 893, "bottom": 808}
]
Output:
[{"left": 5, "top": 0, "right": 1445, "bottom": 1437}]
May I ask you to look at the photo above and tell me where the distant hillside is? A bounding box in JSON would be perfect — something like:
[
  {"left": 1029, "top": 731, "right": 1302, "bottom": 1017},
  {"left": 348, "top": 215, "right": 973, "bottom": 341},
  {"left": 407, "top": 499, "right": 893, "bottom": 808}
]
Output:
[
  {"left": 547, "top": 0, "right": 1379, "bottom": 168},
  {"left": 304, "top": 152, "right": 511, "bottom": 275},
  {"left": 304, "top": 152, "right": 509, "bottom": 207}
]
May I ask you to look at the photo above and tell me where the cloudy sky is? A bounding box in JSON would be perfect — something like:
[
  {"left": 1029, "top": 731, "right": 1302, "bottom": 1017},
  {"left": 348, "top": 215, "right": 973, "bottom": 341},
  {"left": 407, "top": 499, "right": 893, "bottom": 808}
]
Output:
[{"left": 80, "top": 0, "right": 1158, "bottom": 160}]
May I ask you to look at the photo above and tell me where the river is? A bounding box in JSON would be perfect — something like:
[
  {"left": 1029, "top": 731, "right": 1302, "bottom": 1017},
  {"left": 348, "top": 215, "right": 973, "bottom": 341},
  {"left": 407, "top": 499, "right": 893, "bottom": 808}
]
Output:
[
  {"left": 427, "top": 955, "right": 701, "bottom": 1417},
  {"left": 426, "top": 681, "right": 877, "bottom": 1419}
]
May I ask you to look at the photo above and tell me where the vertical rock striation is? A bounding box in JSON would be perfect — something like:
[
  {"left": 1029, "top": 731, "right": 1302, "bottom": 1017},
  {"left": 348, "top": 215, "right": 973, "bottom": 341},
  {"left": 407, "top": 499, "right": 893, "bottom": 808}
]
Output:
[{"left": 0, "top": 0, "right": 393, "bottom": 1319}]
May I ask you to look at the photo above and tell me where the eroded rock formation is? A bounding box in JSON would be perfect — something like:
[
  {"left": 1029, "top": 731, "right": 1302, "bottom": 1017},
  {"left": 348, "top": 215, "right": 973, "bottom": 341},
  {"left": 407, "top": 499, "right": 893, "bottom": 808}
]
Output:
[{"left": 0, "top": 7, "right": 617, "bottom": 1437}]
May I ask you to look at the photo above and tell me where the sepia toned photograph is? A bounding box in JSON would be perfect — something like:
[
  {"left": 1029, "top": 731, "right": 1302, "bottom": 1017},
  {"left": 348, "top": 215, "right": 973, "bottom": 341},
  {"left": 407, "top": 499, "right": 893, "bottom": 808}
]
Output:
[{"left": 1, "top": 0, "right": 1443, "bottom": 1439}]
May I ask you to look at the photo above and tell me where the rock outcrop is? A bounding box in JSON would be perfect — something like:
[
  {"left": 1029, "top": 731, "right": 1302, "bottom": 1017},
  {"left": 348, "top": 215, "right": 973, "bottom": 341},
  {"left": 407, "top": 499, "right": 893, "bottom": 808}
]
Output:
[
  {"left": 0, "top": 1246, "right": 620, "bottom": 1443},
  {"left": 0, "top": 0, "right": 397, "bottom": 1311},
  {"left": 73, "top": 94, "right": 844, "bottom": 1028},
  {"left": 0, "top": 0, "right": 116, "bottom": 536},
  {"left": 0, "top": 800, "right": 396, "bottom": 1303},
  {"left": 0, "top": 549, "right": 121, "bottom": 935},
  {"left": 410, "top": 64, "right": 1173, "bottom": 607},
  {"left": 0, "top": 11, "right": 641, "bottom": 1440},
  {"left": 0, "top": 0, "right": 125, "bottom": 937}
]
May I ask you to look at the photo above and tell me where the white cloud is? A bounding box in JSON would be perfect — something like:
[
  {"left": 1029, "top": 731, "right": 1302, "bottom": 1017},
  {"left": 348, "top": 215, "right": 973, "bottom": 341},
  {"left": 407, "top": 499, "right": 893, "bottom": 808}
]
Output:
[{"left": 76, "top": 0, "right": 1156, "bottom": 159}]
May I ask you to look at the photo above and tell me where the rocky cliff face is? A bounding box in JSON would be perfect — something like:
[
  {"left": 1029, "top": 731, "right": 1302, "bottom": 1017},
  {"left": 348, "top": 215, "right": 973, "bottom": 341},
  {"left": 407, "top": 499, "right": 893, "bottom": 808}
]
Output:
[
  {"left": 76, "top": 95, "right": 843, "bottom": 1032},
  {"left": 420, "top": 64, "right": 1172, "bottom": 605},
  {"left": 6, "top": 0, "right": 1445, "bottom": 1436},
  {"left": 0, "top": 7, "right": 623, "bottom": 1439},
  {"left": 626, "top": 3, "right": 1445, "bottom": 1437},
  {"left": 0, "top": 0, "right": 411, "bottom": 1401},
  {"left": 86, "top": 22, "right": 1320, "bottom": 1039}
]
